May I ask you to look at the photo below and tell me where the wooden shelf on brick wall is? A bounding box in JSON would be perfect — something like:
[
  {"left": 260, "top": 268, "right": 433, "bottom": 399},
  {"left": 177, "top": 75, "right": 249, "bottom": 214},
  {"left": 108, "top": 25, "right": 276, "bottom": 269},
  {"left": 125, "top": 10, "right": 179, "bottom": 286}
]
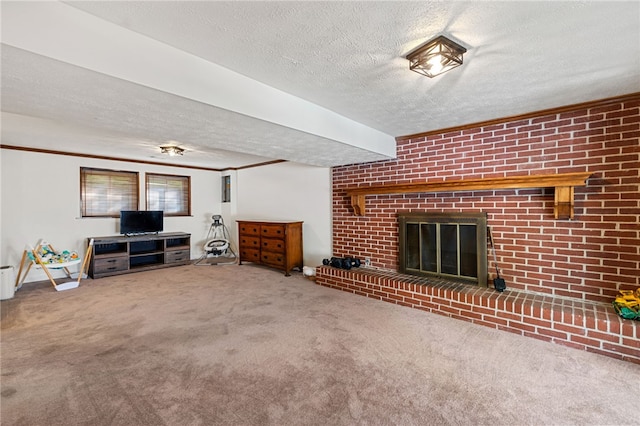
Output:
[{"left": 344, "top": 172, "right": 592, "bottom": 219}]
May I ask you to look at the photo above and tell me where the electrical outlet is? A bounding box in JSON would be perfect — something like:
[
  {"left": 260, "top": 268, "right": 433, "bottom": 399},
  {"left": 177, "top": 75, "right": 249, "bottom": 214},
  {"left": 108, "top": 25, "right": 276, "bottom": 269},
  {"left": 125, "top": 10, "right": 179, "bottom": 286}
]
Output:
[{"left": 364, "top": 258, "right": 371, "bottom": 267}]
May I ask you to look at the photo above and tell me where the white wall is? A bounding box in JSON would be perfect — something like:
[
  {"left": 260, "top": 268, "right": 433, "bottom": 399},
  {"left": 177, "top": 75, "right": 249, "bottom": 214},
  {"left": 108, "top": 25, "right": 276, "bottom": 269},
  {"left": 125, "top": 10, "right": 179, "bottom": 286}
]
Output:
[
  {"left": 0, "top": 149, "right": 333, "bottom": 283},
  {"left": 233, "top": 162, "right": 332, "bottom": 267},
  {"left": 0, "top": 149, "right": 220, "bottom": 283}
]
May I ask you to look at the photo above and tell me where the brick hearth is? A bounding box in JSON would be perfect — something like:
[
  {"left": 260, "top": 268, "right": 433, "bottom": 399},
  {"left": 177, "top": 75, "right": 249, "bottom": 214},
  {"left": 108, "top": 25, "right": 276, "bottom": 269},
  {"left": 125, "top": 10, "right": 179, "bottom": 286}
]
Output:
[{"left": 316, "top": 266, "right": 640, "bottom": 364}]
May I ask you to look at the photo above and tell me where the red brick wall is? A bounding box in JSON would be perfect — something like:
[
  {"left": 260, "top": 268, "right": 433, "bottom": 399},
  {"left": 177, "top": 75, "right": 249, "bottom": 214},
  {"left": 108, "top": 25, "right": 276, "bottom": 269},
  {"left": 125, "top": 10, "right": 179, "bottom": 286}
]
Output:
[{"left": 332, "top": 95, "right": 640, "bottom": 303}]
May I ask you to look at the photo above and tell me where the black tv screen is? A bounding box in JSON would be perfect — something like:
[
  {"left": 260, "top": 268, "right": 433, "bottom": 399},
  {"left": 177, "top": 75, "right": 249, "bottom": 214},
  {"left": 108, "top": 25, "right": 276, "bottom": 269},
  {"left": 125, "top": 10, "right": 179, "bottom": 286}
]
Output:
[{"left": 120, "top": 210, "right": 163, "bottom": 235}]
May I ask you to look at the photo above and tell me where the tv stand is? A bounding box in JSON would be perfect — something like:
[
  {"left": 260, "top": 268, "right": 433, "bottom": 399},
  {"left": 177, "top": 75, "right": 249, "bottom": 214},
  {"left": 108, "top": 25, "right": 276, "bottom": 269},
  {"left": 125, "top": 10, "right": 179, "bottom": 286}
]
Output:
[{"left": 88, "top": 232, "right": 191, "bottom": 279}]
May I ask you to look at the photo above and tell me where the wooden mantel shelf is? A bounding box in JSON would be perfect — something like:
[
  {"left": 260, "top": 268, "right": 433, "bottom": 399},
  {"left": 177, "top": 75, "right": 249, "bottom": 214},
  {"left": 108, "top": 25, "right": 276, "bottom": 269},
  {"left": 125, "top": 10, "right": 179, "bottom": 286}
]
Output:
[{"left": 344, "top": 172, "right": 592, "bottom": 219}]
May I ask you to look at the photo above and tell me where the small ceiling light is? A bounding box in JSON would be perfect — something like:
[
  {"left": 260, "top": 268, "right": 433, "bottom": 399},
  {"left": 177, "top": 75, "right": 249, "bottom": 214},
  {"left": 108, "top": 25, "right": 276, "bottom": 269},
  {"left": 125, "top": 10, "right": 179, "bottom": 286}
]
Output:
[
  {"left": 160, "top": 145, "right": 185, "bottom": 156},
  {"left": 406, "top": 35, "right": 467, "bottom": 78}
]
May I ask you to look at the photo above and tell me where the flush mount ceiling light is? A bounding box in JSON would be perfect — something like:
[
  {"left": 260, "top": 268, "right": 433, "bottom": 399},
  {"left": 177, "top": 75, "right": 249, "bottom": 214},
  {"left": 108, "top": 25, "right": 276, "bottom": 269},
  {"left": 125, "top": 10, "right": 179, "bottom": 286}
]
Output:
[
  {"left": 406, "top": 35, "right": 467, "bottom": 78},
  {"left": 160, "top": 145, "right": 185, "bottom": 156}
]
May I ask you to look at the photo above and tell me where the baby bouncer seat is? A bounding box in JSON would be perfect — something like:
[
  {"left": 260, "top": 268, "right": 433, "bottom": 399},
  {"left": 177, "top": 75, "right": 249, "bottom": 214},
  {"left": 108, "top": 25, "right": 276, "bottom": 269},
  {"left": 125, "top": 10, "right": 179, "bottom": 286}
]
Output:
[
  {"left": 15, "top": 239, "right": 93, "bottom": 291},
  {"left": 194, "top": 215, "right": 237, "bottom": 266}
]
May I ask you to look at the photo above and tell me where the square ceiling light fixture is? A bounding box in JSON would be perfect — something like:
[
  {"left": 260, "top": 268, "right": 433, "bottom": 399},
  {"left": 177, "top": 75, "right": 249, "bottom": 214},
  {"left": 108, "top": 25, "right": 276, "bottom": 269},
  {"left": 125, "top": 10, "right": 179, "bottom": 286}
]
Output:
[
  {"left": 406, "top": 35, "right": 467, "bottom": 78},
  {"left": 160, "top": 145, "right": 185, "bottom": 156}
]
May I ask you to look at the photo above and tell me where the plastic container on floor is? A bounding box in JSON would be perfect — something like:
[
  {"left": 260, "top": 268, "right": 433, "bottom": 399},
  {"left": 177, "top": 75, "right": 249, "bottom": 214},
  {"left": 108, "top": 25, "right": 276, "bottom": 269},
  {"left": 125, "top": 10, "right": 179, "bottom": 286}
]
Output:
[{"left": 0, "top": 266, "right": 16, "bottom": 300}]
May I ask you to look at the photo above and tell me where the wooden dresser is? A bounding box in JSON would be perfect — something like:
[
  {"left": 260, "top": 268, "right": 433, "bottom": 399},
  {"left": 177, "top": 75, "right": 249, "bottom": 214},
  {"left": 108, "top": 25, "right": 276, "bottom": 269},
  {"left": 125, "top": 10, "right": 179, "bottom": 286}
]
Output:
[{"left": 237, "top": 220, "right": 303, "bottom": 276}]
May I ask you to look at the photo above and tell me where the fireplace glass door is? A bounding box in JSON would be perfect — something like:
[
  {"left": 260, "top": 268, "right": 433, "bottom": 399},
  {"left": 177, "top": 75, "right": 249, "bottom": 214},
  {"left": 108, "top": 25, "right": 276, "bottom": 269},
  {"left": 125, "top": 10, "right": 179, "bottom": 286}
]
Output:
[{"left": 399, "top": 212, "right": 487, "bottom": 286}]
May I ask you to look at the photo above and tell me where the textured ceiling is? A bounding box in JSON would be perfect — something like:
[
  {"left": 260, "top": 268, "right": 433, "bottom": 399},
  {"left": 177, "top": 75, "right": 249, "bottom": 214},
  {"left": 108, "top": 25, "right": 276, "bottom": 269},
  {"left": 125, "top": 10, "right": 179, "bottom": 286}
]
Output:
[
  {"left": 1, "top": 45, "right": 386, "bottom": 168},
  {"left": 2, "top": 1, "right": 639, "bottom": 169}
]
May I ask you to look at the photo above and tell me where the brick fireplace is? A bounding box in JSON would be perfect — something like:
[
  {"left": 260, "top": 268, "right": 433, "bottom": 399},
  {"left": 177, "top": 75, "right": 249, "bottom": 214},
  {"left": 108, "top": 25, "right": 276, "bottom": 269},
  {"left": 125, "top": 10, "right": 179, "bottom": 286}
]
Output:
[{"left": 316, "top": 93, "right": 640, "bottom": 363}]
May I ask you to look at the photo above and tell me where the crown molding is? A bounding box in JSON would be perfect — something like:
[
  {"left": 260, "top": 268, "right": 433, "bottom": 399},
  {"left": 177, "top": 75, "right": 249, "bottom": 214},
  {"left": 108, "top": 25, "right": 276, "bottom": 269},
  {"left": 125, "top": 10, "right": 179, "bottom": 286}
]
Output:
[{"left": 0, "top": 144, "right": 286, "bottom": 172}]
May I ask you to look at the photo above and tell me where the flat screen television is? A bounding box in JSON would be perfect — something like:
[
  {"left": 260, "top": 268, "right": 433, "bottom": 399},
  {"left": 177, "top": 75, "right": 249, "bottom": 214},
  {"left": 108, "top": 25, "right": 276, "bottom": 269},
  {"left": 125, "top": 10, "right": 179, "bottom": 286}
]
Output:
[{"left": 120, "top": 210, "right": 163, "bottom": 235}]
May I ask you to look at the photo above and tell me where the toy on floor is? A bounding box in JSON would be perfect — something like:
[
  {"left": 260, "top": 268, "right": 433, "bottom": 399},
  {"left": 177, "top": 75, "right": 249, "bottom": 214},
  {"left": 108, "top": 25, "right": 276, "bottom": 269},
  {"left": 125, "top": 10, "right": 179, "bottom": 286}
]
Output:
[
  {"left": 15, "top": 239, "right": 93, "bottom": 292},
  {"left": 612, "top": 288, "right": 640, "bottom": 320}
]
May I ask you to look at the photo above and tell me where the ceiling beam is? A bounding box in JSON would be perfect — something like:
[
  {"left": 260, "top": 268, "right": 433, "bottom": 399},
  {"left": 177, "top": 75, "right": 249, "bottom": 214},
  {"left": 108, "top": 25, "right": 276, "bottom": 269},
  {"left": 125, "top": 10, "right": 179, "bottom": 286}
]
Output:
[{"left": 2, "top": 1, "right": 396, "bottom": 160}]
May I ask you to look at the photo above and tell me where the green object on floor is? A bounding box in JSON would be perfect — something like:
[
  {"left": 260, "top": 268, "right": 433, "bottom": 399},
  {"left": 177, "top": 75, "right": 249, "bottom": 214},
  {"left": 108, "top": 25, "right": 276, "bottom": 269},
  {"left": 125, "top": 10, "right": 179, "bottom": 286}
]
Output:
[
  {"left": 612, "top": 288, "right": 640, "bottom": 320},
  {"left": 613, "top": 304, "right": 639, "bottom": 320}
]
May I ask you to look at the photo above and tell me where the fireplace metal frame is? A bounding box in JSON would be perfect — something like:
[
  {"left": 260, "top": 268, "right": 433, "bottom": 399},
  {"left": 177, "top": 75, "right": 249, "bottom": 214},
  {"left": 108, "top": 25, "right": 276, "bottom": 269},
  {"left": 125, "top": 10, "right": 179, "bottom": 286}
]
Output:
[{"left": 398, "top": 212, "right": 488, "bottom": 286}]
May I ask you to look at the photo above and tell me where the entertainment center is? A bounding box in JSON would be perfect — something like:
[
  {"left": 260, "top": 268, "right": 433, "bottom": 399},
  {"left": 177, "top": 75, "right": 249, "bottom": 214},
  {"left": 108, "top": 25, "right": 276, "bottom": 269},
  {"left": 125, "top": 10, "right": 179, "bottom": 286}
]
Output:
[{"left": 88, "top": 232, "right": 191, "bottom": 279}]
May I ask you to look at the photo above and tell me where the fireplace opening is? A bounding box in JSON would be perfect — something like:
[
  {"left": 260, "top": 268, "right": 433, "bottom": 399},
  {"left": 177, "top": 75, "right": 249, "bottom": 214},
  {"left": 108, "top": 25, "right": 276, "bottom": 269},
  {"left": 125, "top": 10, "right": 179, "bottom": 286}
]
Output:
[{"left": 398, "top": 212, "right": 488, "bottom": 286}]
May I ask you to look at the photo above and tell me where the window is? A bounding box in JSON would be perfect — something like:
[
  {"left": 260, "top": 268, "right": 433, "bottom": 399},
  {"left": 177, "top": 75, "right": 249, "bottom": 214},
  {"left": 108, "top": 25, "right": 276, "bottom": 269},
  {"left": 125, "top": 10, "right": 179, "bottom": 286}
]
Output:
[
  {"left": 146, "top": 173, "right": 190, "bottom": 216},
  {"left": 80, "top": 168, "right": 139, "bottom": 217},
  {"left": 222, "top": 175, "right": 231, "bottom": 203}
]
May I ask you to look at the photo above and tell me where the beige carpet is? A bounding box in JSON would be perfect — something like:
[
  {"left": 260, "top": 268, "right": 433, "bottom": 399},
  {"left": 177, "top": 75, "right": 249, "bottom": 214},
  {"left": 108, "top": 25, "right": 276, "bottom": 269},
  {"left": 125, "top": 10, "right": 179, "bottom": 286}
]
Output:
[{"left": 1, "top": 264, "right": 638, "bottom": 425}]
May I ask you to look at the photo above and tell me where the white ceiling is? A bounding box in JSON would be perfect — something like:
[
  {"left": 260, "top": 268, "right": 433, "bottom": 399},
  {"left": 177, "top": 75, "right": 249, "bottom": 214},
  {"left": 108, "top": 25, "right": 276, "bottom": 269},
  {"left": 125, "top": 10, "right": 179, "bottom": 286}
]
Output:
[{"left": 2, "top": 1, "right": 639, "bottom": 170}]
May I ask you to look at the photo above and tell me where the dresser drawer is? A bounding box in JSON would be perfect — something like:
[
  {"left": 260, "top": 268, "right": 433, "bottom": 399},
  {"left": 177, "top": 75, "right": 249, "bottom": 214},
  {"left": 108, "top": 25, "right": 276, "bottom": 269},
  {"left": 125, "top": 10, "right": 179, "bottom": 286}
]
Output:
[
  {"left": 94, "top": 257, "right": 128, "bottom": 274},
  {"left": 261, "top": 224, "right": 286, "bottom": 239},
  {"left": 238, "top": 222, "right": 261, "bottom": 236},
  {"left": 239, "top": 236, "right": 260, "bottom": 249},
  {"left": 165, "top": 250, "right": 190, "bottom": 264},
  {"left": 240, "top": 248, "right": 260, "bottom": 262},
  {"left": 261, "top": 251, "right": 285, "bottom": 267},
  {"left": 261, "top": 238, "right": 285, "bottom": 253}
]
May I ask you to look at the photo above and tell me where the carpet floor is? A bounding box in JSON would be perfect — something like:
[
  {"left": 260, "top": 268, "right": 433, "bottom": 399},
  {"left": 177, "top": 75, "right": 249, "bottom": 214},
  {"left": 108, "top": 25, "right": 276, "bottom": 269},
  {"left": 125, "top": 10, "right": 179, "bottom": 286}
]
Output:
[{"left": 1, "top": 264, "right": 638, "bottom": 425}]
